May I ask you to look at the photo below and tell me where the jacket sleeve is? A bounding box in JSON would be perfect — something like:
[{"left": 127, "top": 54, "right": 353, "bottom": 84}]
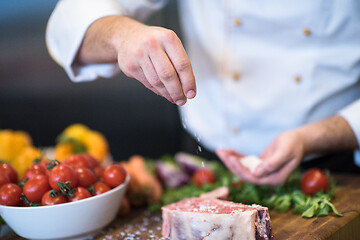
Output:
[{"left": 46, "top": 0, "right": 168, "bottom": 82}]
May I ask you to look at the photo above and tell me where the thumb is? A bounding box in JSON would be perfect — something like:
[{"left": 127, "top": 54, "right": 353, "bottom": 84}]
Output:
[{"left": 253, "top": 156, "right": 282, "bottom": 178}]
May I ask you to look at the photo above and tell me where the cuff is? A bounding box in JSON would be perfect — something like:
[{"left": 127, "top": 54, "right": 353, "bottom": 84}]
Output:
[
  {"left": 338, "top": 99, "right": 360, "bottom": 148},
  {"left": 46, "top": 0, "right": 126, "bottom": 82}
]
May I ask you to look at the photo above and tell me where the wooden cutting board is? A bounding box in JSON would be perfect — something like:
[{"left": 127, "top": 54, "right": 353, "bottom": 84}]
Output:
[{"left": 3, "top": 174, "right": 360, "bottom": 240}]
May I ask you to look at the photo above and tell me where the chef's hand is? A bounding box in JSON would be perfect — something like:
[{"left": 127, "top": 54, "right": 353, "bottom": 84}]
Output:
[
  {"left": 216, "top": 130, "right": 305, "bottom": 186},
  {"left": 254, "top": 130, "right": 305, "bottom": 185},
  {"left": 77, "top": 16, "right": 196, "bottom": 106}
]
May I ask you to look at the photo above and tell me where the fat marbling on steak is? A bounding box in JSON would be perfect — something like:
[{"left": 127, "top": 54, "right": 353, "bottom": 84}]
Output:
[{"left": 162, "top": 197, "right": 274, "bottom": 240}]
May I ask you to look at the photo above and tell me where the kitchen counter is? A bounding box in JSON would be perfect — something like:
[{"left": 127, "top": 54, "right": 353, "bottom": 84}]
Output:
[{"left": 3, "top": 174, "right": 360, "bottom": 240}]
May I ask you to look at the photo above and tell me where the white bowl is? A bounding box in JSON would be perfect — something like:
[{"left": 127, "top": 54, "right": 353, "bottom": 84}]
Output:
[{"left": 0, "top": 175, "right": 129, "bottom": 240}]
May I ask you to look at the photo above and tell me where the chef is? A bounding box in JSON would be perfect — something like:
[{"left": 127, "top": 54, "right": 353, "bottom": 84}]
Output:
[{"left": 46, "top": 0, "right": 360, "bottom": 185}]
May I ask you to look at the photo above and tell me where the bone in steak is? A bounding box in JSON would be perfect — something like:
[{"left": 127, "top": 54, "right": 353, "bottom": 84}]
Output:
[{"left": 162, "top": 197, "right": 274, "bottom": 240}]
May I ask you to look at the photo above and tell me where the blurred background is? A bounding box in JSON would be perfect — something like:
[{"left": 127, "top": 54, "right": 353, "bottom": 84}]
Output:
[{"left": 0, "top": 0, "right": 185, "bottom": 161}]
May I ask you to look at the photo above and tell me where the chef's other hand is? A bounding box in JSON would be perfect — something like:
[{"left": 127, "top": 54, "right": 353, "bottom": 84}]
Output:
[
  {"left": 253, "top": 130, "right": 305, "bottom": 185},
  {"left": 78, "top": 16, "right": 196, "bottom": 106},
  {"left": 216, "top": 148, "right": 254, "bottom": 181},
  {"left": 216, "top": 130, "right": 305, "bottom": 186}
]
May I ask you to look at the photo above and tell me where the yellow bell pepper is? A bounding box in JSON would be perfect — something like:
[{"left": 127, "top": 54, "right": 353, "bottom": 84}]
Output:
[
  {"left": 12, "top": 146, "right": 41, "bottom": 179},
  {"left": 0, "top": 129, "right": 32, "bottom": 163},
  {"left": 54, "top": 143, "right": 74, "bottom": 162},
  {"left": 62, "top": 123, "right": 89, "bottom": 140},
  {"left": 55, "top": 124, "right": 109, "bottom": 162},
  {"left": 82, "top": 130, "right": 108, "bottom": 162}
]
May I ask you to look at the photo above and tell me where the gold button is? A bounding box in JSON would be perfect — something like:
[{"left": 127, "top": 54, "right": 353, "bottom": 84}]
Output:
[
  {"left": 232, "top": 73, "right": 241, "bottom": 81},
  {"left": 303, "top": 28, "right": 311, "bottom": 36},
  {"left": 232, "top": 128, "right": 239, "bottom": 134},
  {"left": 295, "top": 76, "right": 301, "bottom": 83},
  {"left": 234, "top": 18, "right": 242, "bottom": 26}
]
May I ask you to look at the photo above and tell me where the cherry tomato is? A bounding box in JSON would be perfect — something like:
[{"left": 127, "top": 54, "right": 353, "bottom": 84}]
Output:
[
  {"left": 39, "top": 159, "right": 50, "bottom": 169},
  {"left": 82, "top": 153, "right": 100, "bottom": 169},
  {"left": 232, "top": 179, "right": 244, "bottom": 188},
  {"left": 0, "top": 163, "right": 18, "bottom": 183},
  {"left": 37, "top": 159, "right": 51, "bottom": 175},
  {"left": 0, "top": 172, "right": 10, "bottom": 188},
  {"left": 64, "top": 154, "right": 92, "bottom": 169},
  {"left": 0, "top": 183, "right": 22, "bottom": 206},
  {"left": 300, "top": 168, "right": 329, "bottom": 195},
  {"left": 24, "top": 163, "right": 48, "bottom": 179},
  {"left": 23, "top": 175, "right": 51, "bottom": 203},
  {"left": 102, "top": 164, "right": 127, "bottom": 188},
  {"left": 93, "top": 181, "right": 111, "bottom": 195},
  {"left": 76, "top": 167, "right": 96, "bottom": 188},
  {"left": 41, "top": 190, "right": 67, "bottom": 206},
  {"left": 192, "top": 168, "right": 216, "bottom": 188},
  {"left": 93, "top": 165, "right": 105, "bottom": 180},
  {"left": 68, "top": 187, "right": 91, "bottom": 202},
  {"left": 49, "top": 164, "right": 78, "bottom": 190}
]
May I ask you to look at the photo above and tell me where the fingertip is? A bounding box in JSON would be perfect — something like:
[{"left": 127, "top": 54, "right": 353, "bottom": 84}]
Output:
[
  {"left": 253, "top": 165, "right": 265, "bottom": 178},
  {"left": 215, "top": 149, "right": 226, "bottom": 159},
  {"left": 228, "top": 155, "right": 238, "bottom": 162},
  {"left": 216, "top": 149, "right": 224, "bottom": 154},
  {"left": 186, "top": 89, "right": 196, "bottom": 99},
  {"left": 175, "top": 99, "right": 186, "bottom": 106}
]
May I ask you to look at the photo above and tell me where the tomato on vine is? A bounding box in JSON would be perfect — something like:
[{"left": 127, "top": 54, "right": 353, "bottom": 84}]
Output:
[
  {"left": 49, "top": 164, "right": 78, "bottom": 191},
  {"left": 93, "top": 165, "right": 105, "bottom": 180},
  {"left": 68, "top": 187, "right": 91, "bottom": 202},
  {"left": 24, "top": 163, "right": 48, "bottom": 179},
  {"left": 192, "top": 168, "right": 216, "bottom": 188},
  {"left": 0, "top": 172, "right": 10, "bottom": 188},
  {"left": 103, "top": 164, "right": 127, "bottom": 188},
  {"left": 76, "top": 167, "right": 96, "bottom": 188},
  {"left": 0, "top": 163, "right": 18, "bottom": 183},
  {"left": 93, "top": 181, "right": 111, "bottom": 195},
  {"left": 82, "top": 153, "right": 100, "bottom": 169},
  {"left": 64, "top": 154, "right": 92, "bottom": 169},
  {"left": 41, "top": 190, "right": 67, "bottom": 206},
  {"left": 0, "top": 183, "right": 22, "bottom": 206},
  {"left": 23, "top": 175, "right": 51, "bottom": 203}
]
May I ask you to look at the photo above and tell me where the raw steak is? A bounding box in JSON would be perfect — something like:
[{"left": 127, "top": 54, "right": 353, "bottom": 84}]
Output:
[{"left": 162, "top": 197, "right": 274, "bottom": 240}]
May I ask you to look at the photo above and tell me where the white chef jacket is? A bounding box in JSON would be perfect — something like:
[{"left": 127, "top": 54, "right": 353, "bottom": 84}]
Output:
[{"left": 46, "top": 0, "right": 360, "bottom": 165}]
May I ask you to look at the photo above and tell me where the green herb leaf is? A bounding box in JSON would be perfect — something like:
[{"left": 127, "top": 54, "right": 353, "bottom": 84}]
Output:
[{"left": 302, "top": 205, "right": 316, "bottom": 218}]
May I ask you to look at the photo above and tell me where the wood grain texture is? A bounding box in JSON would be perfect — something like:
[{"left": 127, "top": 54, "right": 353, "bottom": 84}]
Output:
[{"left": 3, "top": 174, "right": 360, "bottom": 240}]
